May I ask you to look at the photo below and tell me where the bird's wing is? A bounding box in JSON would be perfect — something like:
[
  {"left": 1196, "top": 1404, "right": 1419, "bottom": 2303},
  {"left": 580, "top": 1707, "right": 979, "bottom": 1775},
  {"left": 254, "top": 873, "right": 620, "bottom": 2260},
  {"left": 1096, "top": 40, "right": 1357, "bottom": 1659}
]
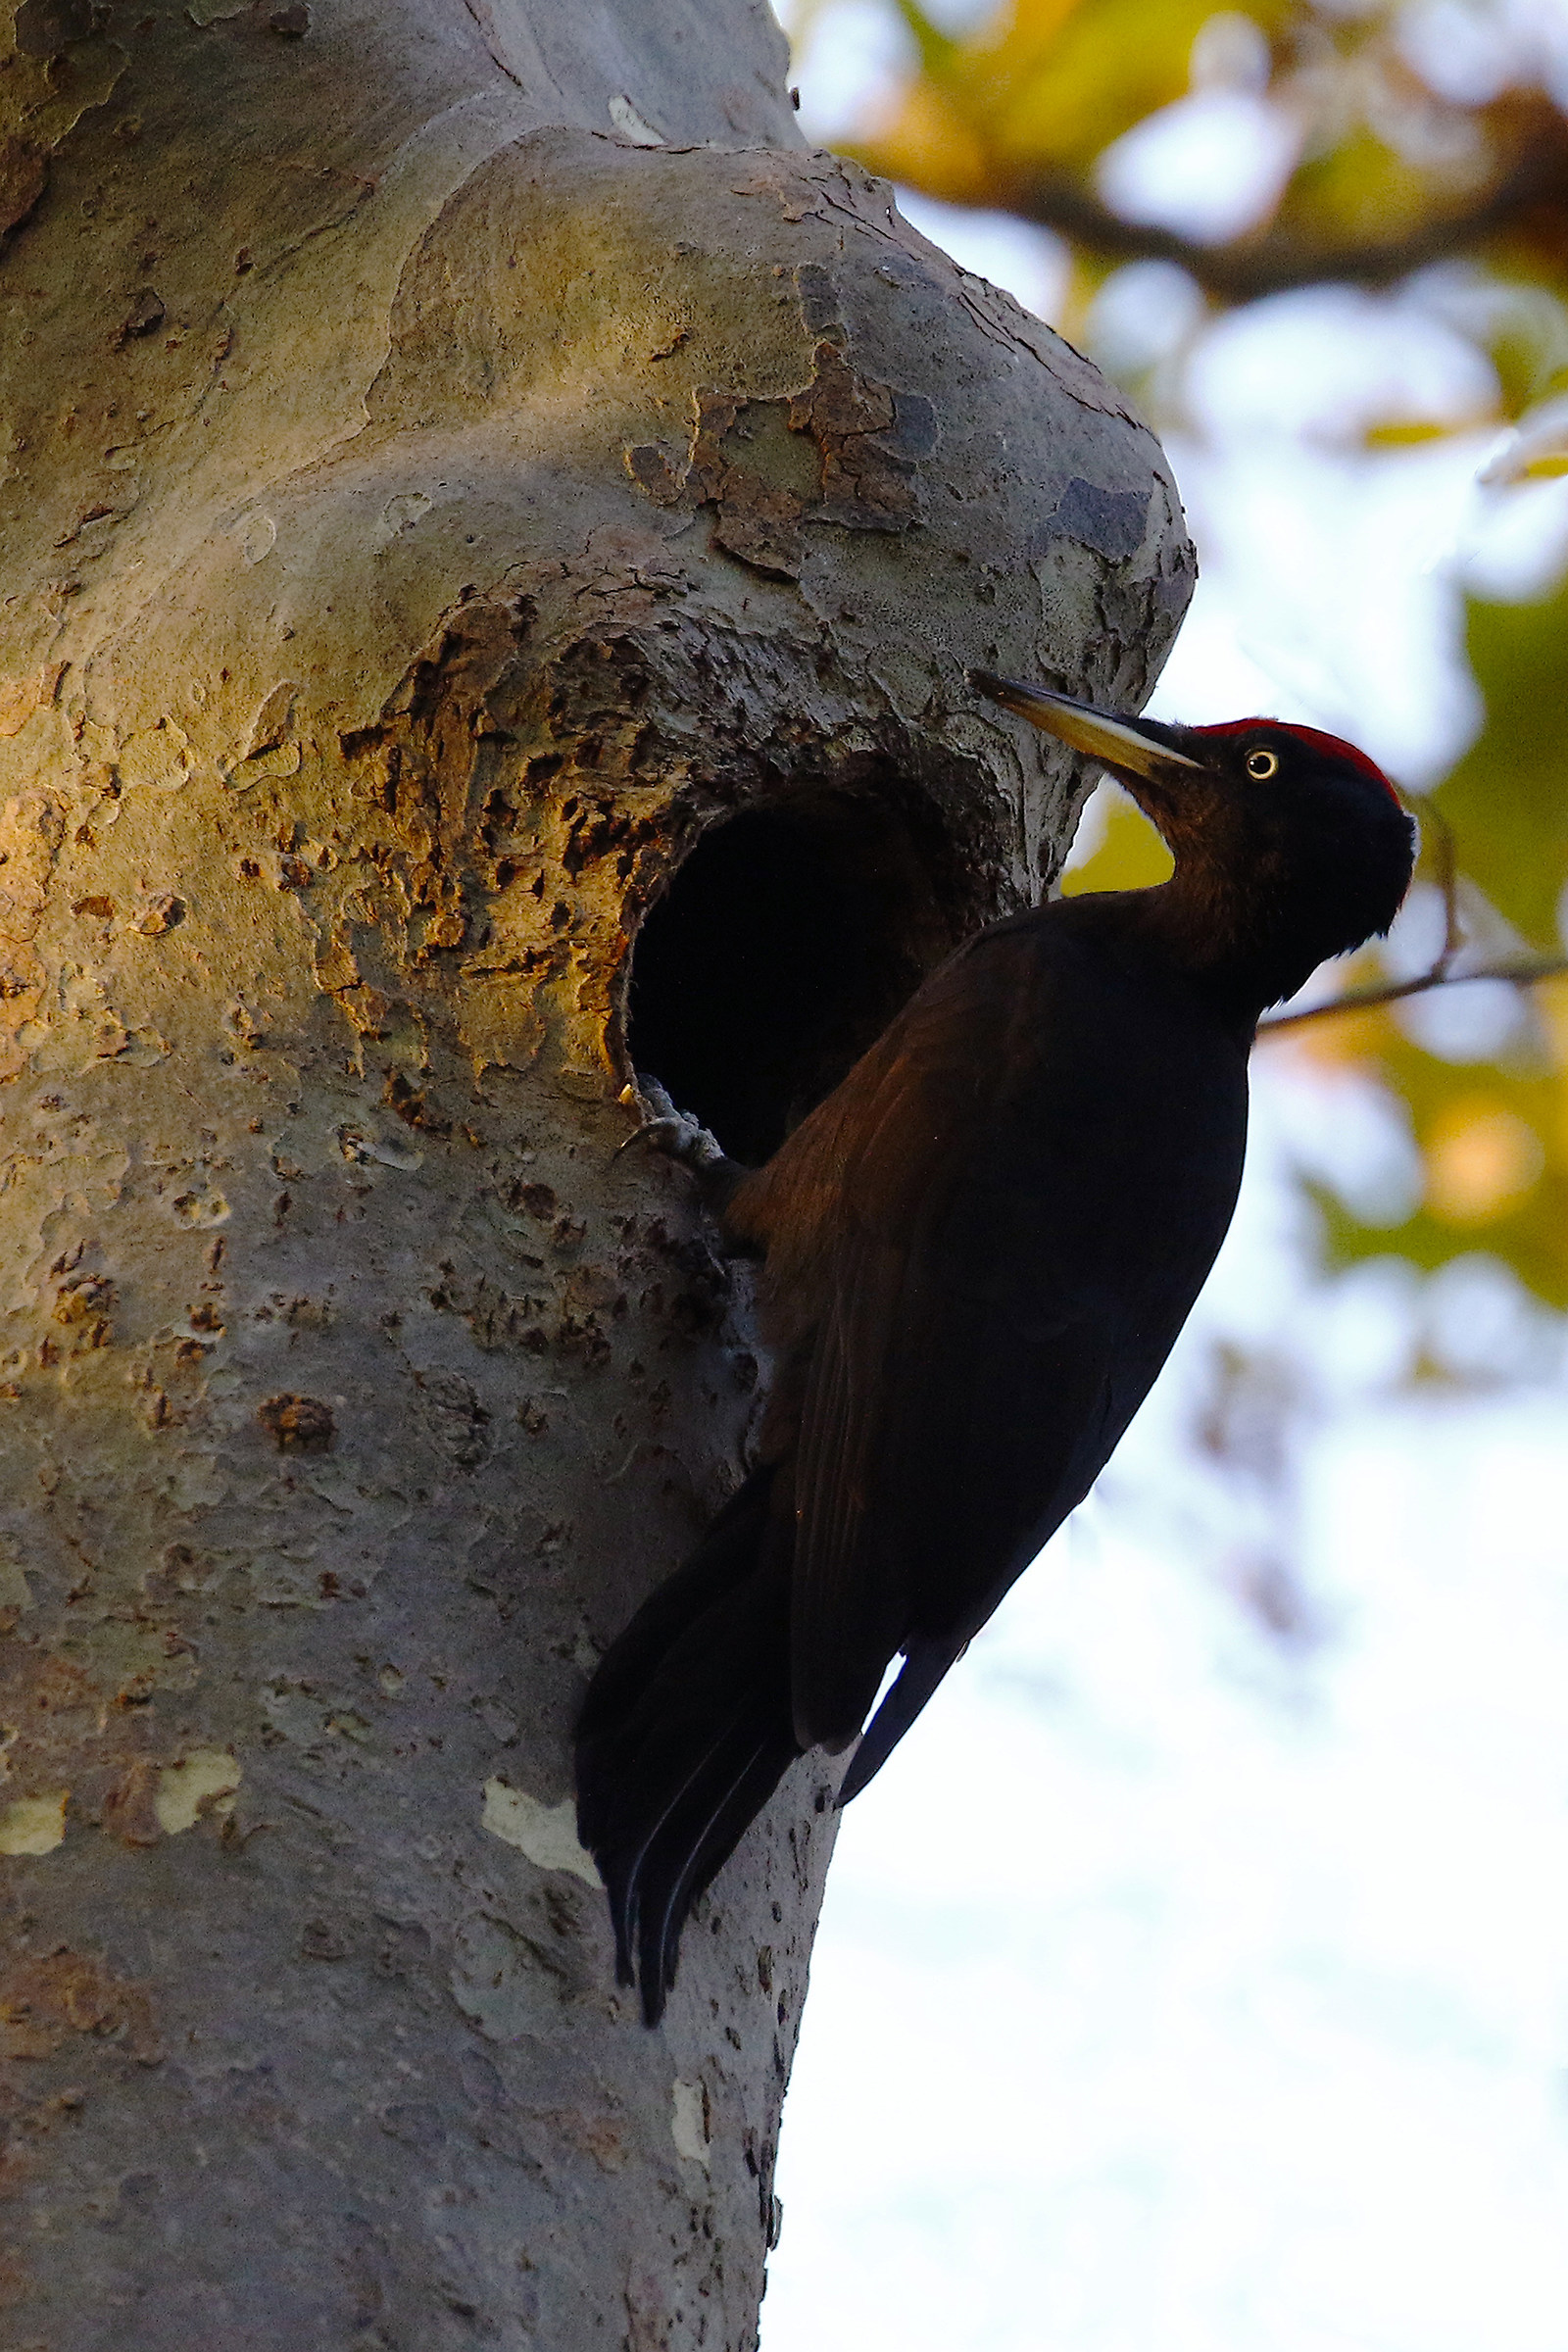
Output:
[
  {"left": 726, "top": 929, "right": 1003, "bottom": 1745},
  {"left": 765, "top": 912, "right": 1247, "bottom": 1759}
]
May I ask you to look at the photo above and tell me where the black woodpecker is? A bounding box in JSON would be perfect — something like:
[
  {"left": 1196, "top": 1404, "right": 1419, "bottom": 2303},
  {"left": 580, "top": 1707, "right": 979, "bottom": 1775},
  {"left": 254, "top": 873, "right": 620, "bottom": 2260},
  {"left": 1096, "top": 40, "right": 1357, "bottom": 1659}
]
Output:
[{"left": 575, "top": 671, "right": 1417, "bottom": 2023}]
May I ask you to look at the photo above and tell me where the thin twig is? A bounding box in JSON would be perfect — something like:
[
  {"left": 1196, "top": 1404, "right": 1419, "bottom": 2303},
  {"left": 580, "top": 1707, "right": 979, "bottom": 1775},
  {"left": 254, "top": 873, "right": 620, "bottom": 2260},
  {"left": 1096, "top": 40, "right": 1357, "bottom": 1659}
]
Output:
[
  {"left": 994, "top": 135, "right": 1568, "bottom": 304},
  {"left": 1259, "top": 954, "right": 1568, "bottom": 1032},
  {"left": 1420, "top": 798, "right": 1464, "bottom": 971}
]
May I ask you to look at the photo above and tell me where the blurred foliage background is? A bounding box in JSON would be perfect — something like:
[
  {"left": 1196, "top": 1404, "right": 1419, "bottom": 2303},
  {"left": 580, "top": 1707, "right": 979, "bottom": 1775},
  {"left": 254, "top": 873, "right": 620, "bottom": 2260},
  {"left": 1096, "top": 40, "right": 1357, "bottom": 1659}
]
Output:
[
  {"left": 763, "top": 21, "right": 1568, "bottom": 2340},
  {"left": 780, "top": 0, "right": 1568, "bottom": 1347}
]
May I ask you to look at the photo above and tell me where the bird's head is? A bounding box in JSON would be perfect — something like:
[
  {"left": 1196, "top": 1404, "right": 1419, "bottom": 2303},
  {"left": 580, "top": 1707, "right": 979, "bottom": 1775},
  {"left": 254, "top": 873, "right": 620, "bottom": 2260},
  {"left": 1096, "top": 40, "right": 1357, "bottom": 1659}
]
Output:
[{"left": 970, "top": 669, "right": 1417, "bottom": 1009}]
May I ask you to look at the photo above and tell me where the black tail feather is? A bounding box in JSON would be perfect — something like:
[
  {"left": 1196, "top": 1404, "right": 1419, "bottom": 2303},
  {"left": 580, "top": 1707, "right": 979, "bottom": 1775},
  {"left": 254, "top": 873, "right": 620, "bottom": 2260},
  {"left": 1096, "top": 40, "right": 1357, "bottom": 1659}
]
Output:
[
  {"left": 600, "top": 1692, "right": 761, "bottom": 1994},
  {"left": 575, "top": 1467, "right": 802, "bottom": 2024},
  {"left": 833, "top": 1637, "right": 956, "bottom": 1807},
  {"left": 640, "top": 1726, "right": 785, "bottom": 2021}
]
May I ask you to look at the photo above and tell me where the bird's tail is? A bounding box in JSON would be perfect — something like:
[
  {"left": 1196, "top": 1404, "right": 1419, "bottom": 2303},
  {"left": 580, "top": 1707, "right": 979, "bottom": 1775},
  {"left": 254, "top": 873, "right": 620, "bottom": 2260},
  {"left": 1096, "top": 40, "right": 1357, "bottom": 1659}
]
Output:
[{"left": 574, "top": 1467, "right": 801, "bottom": 2025}]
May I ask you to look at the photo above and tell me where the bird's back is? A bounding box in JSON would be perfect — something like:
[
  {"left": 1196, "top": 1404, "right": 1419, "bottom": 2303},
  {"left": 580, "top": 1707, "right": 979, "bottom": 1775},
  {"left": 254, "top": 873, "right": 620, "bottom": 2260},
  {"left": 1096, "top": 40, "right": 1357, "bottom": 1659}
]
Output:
[{"left": 725, "top": 892, "right": 1252, "bottom": 1764}]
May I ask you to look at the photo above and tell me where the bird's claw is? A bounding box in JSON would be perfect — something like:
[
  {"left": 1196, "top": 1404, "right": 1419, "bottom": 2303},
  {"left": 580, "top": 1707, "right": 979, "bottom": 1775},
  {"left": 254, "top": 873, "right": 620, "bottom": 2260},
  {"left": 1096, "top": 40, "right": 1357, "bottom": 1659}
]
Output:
[{"left": 617, "top": 1077, "right": 726, "bottom": 1173}]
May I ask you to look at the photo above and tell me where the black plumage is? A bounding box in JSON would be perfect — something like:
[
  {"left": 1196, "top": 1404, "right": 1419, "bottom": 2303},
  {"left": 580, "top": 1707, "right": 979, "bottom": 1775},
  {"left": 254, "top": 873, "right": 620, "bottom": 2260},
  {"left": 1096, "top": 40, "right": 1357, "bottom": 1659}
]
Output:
[{"left": 576, "top": 676, "right": 1417, "bottom": 2022}]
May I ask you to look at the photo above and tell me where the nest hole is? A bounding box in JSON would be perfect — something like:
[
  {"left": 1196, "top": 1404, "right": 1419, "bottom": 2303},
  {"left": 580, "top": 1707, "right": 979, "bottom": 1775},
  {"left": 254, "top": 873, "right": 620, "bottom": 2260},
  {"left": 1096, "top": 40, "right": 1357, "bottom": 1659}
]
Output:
[{"left": 625, "top": 790, "right": 964, "bottom": 1166}]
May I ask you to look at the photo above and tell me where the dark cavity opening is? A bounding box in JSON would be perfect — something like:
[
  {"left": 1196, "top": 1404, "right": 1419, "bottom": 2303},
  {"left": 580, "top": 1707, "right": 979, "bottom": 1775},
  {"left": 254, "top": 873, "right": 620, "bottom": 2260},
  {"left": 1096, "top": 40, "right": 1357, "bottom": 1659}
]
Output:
[{"left": 626, "top": 790, "right": 964, "bottom": 1167}]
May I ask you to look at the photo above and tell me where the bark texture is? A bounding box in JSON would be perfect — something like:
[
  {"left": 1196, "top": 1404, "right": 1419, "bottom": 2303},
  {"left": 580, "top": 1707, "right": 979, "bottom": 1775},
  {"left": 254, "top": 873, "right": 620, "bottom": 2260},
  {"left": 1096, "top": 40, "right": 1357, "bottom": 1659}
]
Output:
[{"left": 0, "top": 3, "right": 1194, "bottom": 2343}]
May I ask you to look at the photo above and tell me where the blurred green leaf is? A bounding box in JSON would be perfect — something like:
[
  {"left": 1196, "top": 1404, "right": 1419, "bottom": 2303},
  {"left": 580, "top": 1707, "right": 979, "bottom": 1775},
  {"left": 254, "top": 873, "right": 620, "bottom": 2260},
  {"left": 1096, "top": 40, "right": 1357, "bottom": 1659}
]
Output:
[
  {"left": 891, "top": 0, "right": 962, "bottom": 80},
  {"left": 855, "top": 0, "right": 1288, "bottom": 197},
  {"left": 1433, "top": 572, "right": 1568, "bottom": 948},
  {"left": 1304, "top": 987, "right": 1568, "bottom": 1306}
]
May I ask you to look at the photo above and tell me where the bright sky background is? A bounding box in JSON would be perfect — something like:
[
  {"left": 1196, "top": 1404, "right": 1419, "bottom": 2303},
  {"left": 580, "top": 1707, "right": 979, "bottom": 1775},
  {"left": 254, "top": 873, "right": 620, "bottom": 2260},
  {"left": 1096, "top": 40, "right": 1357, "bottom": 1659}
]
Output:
[{"left": 760, "top": 10, "right": 1568, "bottom": 2350}]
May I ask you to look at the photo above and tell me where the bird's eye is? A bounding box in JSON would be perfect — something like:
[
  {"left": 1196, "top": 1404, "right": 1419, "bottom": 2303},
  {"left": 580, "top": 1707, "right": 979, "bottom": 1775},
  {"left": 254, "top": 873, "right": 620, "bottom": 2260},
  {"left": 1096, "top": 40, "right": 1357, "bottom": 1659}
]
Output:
[{"left": 1245, "top": 747, "right": 1280, "bottom": 780}]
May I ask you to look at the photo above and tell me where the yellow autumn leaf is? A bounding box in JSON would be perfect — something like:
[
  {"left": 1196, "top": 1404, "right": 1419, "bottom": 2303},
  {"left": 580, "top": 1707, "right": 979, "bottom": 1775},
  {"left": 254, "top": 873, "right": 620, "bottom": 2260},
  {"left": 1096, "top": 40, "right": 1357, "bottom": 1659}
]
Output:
[{"left": 1423, "top": 1098, "right": 1544, "bottom": 1224}]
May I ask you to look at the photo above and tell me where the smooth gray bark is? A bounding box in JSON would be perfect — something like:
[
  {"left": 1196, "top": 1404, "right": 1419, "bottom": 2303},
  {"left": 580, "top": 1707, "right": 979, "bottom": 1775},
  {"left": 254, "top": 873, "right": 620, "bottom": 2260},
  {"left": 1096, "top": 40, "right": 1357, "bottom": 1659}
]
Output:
[{"left": 0, "top": 3, "right": 1193, "bottom": 2343}]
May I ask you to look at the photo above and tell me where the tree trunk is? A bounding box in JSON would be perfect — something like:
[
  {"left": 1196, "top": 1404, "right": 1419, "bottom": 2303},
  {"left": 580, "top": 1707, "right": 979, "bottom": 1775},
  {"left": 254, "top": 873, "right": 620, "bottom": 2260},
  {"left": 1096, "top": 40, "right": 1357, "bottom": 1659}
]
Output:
[{"left": 0, "top": 3, "right": 1192, "bottom": 2342}]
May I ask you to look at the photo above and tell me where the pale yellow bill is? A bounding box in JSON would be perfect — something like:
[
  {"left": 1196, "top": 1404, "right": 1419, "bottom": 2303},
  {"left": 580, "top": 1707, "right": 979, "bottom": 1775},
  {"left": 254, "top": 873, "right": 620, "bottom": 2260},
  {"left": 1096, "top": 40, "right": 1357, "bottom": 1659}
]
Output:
[{"left": 970, "top": 670, "right": 1203, "bottom": 780}]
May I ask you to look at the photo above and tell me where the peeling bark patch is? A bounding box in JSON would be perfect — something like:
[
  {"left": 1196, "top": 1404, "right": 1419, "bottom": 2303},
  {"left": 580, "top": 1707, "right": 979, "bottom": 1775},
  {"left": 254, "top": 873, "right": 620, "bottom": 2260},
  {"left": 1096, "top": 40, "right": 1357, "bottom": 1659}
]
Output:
[
  {"left": 788, "top": 342, "right": 930, "bottom": 532},
  {"left": 258, "top": 1393, "right": 335, "bottom": 1451},
  {"left": 12, "top": 0, "right": 93, "bottom": 57},
  {"left": 729, "top": 156, "right": 828, "bottom": 225},
  {"left": 235, "top": 510, "right": 276, "bottom": 566},
  {"left": 0, "top": 1791, "right": 67, "bottom": 1855},
  {"left": 0, "top": 792, "right": 66, "bottom": 943},
  {"left": 130, "top": 891, "right": 183, "bottom": 935},
  {"left": 670, "top": 2078, "right": 710, "bottom": 2168},
  {"left": 481, "top": 1781, "right": 602, "bottom": 1888},
  {"left": 623, "top": 443, "right": 685, "bottom": 508},
  {"left": 625, "top": 342, "right": 933, "bottom": 573},
  {"left": 153, "top": 1748, "right": 239, "bottom": 1835},
  {"left": 52, "top": 1269, "right": 114, "bottom": 1348},
  {"left": 540, "top": 2106, "right": 625, "bottom": 2171},
  {"left": 53, "top": 499, "right": 125, "bottom": 550},
  {"left": 0, "top": 1654, "right": 106, "bottom": 1788},
  {"left": 100, "top": 1759, "right": 164, "bottom": 1846},
  {"left": 607, "top": 93, "right": 662, "bottom": 147},
  {"left": 0, "top": 1639, "right": 210, "bottom": 1853},
  {"left": 681, "top": 390, "right": 805, "bottom": 580},
  {"left": 117, "top": 718, "right": 191, "bottom": 792},
  {"left": 171, "top": 1186, "right": 229, "bottom": 1227},
  {"left": 243, "top": 678, "right": 296, "bottom": 760},
  {"left": 340, "top": 1120, "right": 423, "bottom": 1169},
  {"left": 416, "top": 1368, "right": 490, "bottom": 1467},
  {"left": 113, "top": 289, "right": 167, "bottom": 349},
  {"left": 0, "top": 676, "right": 40, "bottom": 742},
  {"left": 1048, "top": 478, "right": 1152, "bottom": 561},
  {"left": 0, "top": 139, "right": 47, "bottom": 247},
  {"left": 710, "top": 482, "right": 806, "bottom": 581},
  {"left": 0, "top": 1948, "right": 161, "bottom": 2064},
  {"left": 0, "top": 791, "right": 65, "bottom": 1080},
  {"left": 53, "top": 1270, "right": 113, "bottom": 1320},
  {"left": 793, "top": 260, "right": 842, "bottom": 340}
]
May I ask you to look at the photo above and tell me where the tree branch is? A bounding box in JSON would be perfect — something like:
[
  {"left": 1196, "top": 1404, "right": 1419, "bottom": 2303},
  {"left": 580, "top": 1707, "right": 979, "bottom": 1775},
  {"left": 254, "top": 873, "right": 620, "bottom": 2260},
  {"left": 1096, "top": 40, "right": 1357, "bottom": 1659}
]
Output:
[
  {"left": 998, "top": 139, "right": 1568, "bottom": 303},
  {"left": 1258, "top": 953, "right": 1568, "bottom": 1033}
]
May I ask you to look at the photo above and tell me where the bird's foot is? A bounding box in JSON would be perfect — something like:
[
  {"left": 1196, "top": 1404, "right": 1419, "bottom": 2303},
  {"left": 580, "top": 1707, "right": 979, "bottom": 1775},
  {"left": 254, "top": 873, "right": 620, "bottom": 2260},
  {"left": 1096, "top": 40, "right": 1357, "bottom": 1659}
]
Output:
[
  {"left": 617, "top": 1076, "right": 727, "bottom": 1175},
  {"left": 617, "top": 1075, "right": 754, "bottom": 1234}
]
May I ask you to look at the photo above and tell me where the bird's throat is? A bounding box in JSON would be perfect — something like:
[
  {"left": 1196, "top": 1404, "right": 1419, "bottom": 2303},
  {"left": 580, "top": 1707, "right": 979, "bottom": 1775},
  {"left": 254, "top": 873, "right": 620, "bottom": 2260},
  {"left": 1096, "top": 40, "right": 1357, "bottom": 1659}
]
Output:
[{"left": 1128, "top": 862, "right": 1321, "bottom": 1024}]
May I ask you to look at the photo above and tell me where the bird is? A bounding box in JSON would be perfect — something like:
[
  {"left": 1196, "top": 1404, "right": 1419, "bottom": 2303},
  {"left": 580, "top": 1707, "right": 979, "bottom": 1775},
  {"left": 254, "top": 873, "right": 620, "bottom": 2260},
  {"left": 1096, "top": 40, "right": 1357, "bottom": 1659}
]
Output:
[{"left": 575, "top": 670, "right": 1416, "bottom": 2024}]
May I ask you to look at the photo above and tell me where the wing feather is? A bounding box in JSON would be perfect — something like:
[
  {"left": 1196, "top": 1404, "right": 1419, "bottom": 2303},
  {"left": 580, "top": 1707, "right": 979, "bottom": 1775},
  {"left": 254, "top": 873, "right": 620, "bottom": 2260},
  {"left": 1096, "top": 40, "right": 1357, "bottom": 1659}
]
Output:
[
  {"left": 788, "top": 1231, "right": 906, "bottom": 1746},
  {"left": 731, "top": 909, "right": 1250, "bottom": 1778}
]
